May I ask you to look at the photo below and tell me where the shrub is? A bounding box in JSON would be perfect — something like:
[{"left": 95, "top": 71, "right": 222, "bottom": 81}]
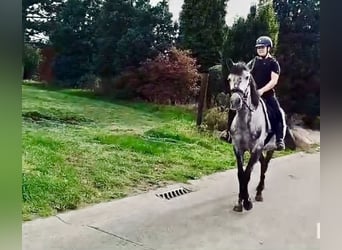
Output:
[
  {"left": 203, "top": 107, "right": 228, "bottom": 131},
  {"left": 111, "top": 47, "right": 200, "bottom": 104},
  {"left": 77, "top": 73, "right": 101, "bottom": 91},
  {"left": 107, "top": 67, "right": 142, "bottom": 99}
]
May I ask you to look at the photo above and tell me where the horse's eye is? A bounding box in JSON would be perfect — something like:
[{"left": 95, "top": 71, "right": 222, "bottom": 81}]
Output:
[{"left": 245, "top": 76, "right": 249, "bottom": 80}]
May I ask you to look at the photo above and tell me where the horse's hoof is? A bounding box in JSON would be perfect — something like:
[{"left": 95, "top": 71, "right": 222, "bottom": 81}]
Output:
[
  {"left": 233, "top": 204, "right": 243, "bottom": 212},
  {"left": 243, "top": 199, "right": 253, "bottom": 210},
  {"left": 255, "top": 194, "right": 263, "bottom": 202}
]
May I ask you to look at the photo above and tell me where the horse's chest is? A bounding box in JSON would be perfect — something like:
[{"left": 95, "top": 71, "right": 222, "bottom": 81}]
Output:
[
  {"left": 232, "top": 112, "right": 263, "bottom": 150},
  {"left": 233, "top": 132, "right": 260, "bottom": 150}
]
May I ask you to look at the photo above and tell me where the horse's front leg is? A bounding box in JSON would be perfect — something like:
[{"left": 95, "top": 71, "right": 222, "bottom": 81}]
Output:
[
  {"left": 242, "top": 149, "right": 262, "bottom": 211},
  {"left": 233, "top": 147, "right": 244, "bottom": 212}
]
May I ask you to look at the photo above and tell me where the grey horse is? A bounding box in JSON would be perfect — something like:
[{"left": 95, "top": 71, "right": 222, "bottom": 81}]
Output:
[{"left": 227, "top": 61, "right": 286, "bottom": 212}]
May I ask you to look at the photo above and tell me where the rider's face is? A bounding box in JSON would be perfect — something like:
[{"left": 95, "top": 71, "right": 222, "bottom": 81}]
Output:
[{"left": 256, "top": 46, "right": 268, "bottom": 57}]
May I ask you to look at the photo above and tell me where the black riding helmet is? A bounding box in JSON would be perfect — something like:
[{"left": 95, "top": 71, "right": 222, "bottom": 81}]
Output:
[{"left": 255, "top": 36, "right": 273, "bottom": 48}]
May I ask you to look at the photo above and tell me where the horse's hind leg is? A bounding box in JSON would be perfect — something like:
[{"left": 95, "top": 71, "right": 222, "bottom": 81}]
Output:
[
  {"left": 256, "top": 150, "right": 274, "bottom": 201},
  {"left": 255, "top": 153, "right": 266, "bottom": 201},
  {"left": 242, "top": 150, "right": 262, "bottom": 211}
]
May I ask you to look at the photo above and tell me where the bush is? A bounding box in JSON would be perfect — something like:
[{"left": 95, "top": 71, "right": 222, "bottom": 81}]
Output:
[
  {"left": 77, "top": 73, "right": 101, "bottom": 91},
  {"left": 108, "top": 67, "right": 142, "bottom": 99},
  {"left": 111, "top": 47, "right": 200, "bottom": 104},
  {"left": 203, "top": 107, "right": 228, "bottom": 131}
]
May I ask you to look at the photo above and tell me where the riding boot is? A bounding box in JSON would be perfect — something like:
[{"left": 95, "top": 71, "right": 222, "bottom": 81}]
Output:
[
  {"left": 275, "top": 113, "right": 286, "bottom": 151},
  {"left": 220, "top": 109, "right": 236, "bottom": 143}
]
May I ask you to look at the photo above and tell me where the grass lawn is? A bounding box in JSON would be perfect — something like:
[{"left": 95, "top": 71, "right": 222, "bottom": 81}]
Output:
[{"left": 22, "top": 83, "right": 238, "bottom": 220}]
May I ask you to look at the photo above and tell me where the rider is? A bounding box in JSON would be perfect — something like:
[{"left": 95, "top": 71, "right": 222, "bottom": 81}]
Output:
[{"left": 222, "top": 35, "right": 286, "bottom": 151}]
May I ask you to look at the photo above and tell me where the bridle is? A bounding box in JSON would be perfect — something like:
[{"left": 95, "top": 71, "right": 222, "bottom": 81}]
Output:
[{"left": 230, "top": 77, "right": 255, "bottom": 112}]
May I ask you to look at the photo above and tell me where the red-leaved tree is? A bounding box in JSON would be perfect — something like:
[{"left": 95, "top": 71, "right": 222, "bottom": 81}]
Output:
[{"left": 114, "top": 47, "right": 200, "bottom": 104}]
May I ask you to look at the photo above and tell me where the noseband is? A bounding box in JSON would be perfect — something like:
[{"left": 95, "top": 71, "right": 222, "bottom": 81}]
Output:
[{"left": 231, "top": 87, "right": 248, "bottom": 98}]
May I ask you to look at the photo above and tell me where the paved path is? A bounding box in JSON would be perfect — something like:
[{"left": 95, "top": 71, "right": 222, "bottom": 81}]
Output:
[{"left": 23, "top": 152, "right": 320, "bottom": 250}]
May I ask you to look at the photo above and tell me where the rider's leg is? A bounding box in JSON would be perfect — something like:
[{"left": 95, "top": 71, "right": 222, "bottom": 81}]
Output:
[
  {"left": 263, "top": 95, "right": 286, "bottom": 150},
  {"left": 220, "top": 108, "right": 236, "bottom": 143}
]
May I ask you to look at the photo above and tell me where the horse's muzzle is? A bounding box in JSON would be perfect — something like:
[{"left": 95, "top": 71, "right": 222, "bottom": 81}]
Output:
[{"left": 230, "top": 93, "right": 242, "bottom": 110}]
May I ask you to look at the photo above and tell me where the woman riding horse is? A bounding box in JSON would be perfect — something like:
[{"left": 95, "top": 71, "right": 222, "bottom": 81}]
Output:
[{"left": 223, "top": 36, "right": 286, "bottom": 151}]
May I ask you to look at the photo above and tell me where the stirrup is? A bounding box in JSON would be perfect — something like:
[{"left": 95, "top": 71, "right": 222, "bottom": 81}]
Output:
[{"left": 276, "top": 139, "right": 285, "bottom": 151}]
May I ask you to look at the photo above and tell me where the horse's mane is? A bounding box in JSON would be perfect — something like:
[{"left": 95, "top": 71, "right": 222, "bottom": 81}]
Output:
[{"left": 230, "top": 62, "right": 260, "bottom": 108}]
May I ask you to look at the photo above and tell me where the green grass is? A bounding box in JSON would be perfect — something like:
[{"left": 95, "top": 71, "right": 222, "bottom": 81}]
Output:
[{"left": 22, "top": 83, "right": 238, "bottom": 220}]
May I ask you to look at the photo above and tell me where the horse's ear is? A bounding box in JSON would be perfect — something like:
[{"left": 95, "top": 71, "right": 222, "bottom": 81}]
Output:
[
  {"left": 225, "top": 58, "right": 235, "bottom": 71},
  {"left": 249, "top": 77, "right": 259, "bottom": 108},
  {"left": 246, "top": 57, "right": 256, "bottom": 72}
]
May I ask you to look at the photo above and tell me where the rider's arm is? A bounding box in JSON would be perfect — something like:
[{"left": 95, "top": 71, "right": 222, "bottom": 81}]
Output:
[{"left": 259, "top": 72, "right": 279, "bottom": 94}]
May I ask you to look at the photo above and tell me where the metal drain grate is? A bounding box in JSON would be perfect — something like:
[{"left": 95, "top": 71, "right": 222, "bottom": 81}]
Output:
[{"left": 156, "top": 187, "right": 192, "bottom": 200}]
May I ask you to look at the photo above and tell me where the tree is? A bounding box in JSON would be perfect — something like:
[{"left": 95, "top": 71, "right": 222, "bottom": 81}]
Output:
[
  {"left": 22, "top": 0, "right": 63, "bottom": 45},
  {"left": 49, "top": 0, "right": 101, "bottom": 86},
  {"left": 222, "top": 17, "right": 251, "bottom": 64},
  {"left": 273, "top": 0, "right": 320, "bottom": 117},
  {"left": 94, "top": 0, "right": 135, "bottom": 78},
  {"left": 178, "top": 0, "right": 229, "bottom": 72},
  {"left": 255, "top": 2, "right": 279, "bottom": 54},
  {"left": 273, "top": 0, "right": 320, "bottom": 34},
  {"left": 151, "top": 0, "right": 176, "bottom": 52},
  {"left": 113, "top": 0, "right": 175, "bottom": 74},
  {"left": 94, "top": 0, "right": 175, "bottom": 76},
  {"left": 94, "top": 0, "right": 175, "bottom": 92}
]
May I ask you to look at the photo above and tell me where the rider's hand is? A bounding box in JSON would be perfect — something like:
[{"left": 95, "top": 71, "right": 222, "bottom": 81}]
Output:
[{"left": 257, "top": 89, "right": 264, "bottom": 96}]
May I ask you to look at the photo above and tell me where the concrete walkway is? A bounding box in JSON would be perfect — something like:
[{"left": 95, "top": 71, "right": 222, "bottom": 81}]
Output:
[{"left": 23, "top": 152, "right": 320, "bottom": 250}]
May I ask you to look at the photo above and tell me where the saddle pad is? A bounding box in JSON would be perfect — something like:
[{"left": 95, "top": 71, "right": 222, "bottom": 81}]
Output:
[{"left": 260, "top": 98, "right": 272, "bottom": 133}]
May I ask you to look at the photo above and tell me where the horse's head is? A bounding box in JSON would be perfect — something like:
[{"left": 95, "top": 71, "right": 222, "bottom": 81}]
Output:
[{"left": 226, "top": 60, "right": 259, "bottom": 110}]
